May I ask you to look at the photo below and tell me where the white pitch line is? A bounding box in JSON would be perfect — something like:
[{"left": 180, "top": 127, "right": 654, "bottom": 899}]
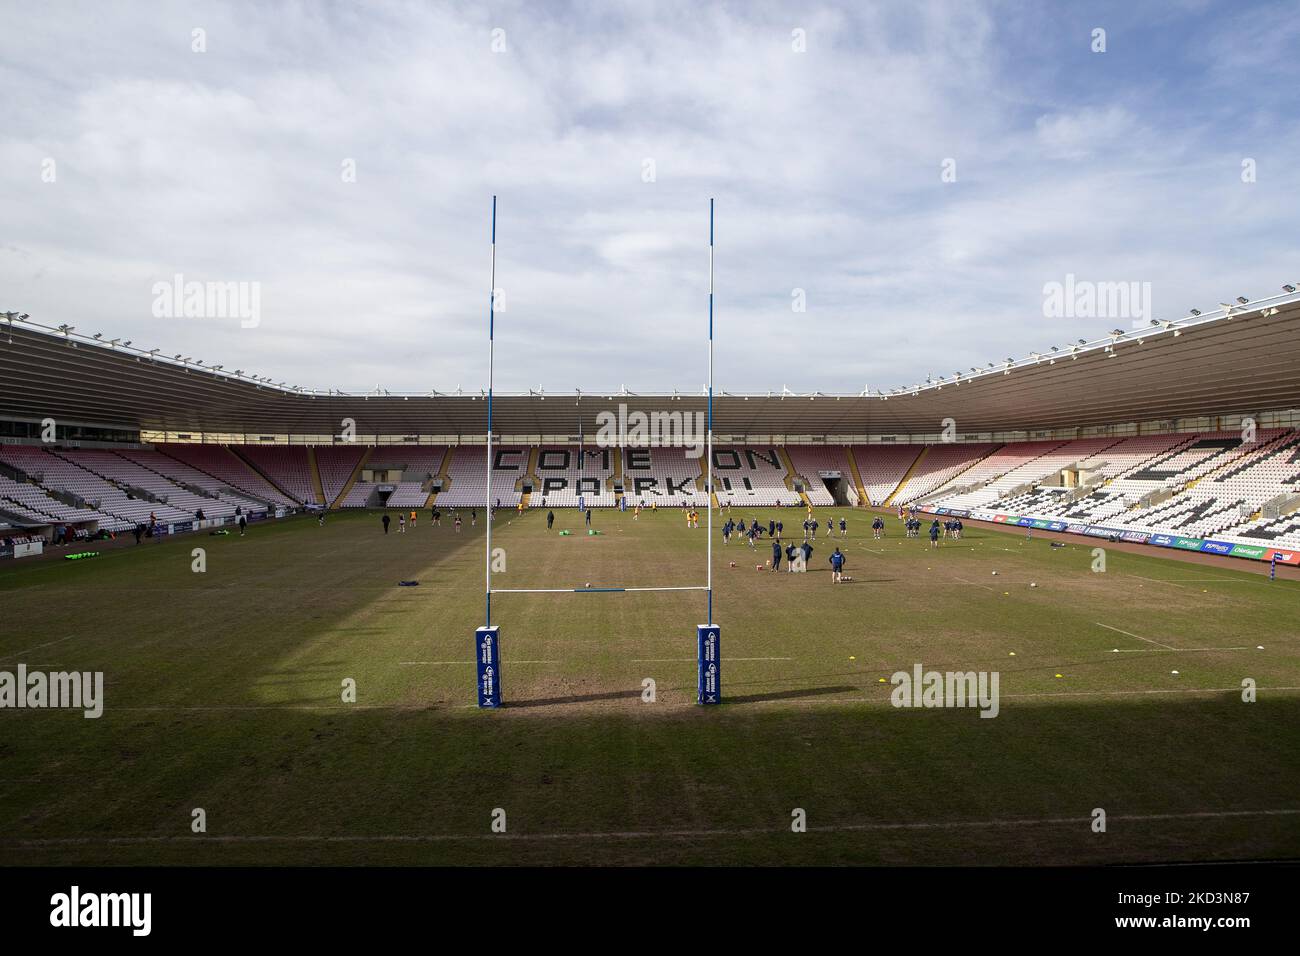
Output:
[
  {"left": 1163, "top": 576, "right": 1255, "bottom": 584},
  {"left": 491, "top": 585, "right": 708, "bottom": 594},
  {"left": 399, "top": 660, "right": 558, "bottom": 665},
  {"left": 81, "top": 685, "right": 1300, "bottom": 715},
  {"left": 1000, "top": 686, "right": 1300, "bottom": 700},
  {"left": 1097, "top": 622, "right": 1177, "bottom": 650},
  {"left": 7, "top": 808, "right": 1297, "bottom": 847},
  {"left": 953, "top": 575, "right": 995, "bottom": 592},
  {"left": 1130, "top": 574, "right": 1273, "bottom": 587},
  {"left": 747, "top": 686, "right": 1300, "bottom": 706},
  {"left": 1110, "top": 646, "right": 1253, "bottom": 654},
  {"left": 0, "top": 634, "right": 78, "bottom": 663},
  {"left": 630, "top": 657, "right": 793, "bottom": 662},
  {"left": 104, "top": 705, "right": 439, "bottom": 712}
]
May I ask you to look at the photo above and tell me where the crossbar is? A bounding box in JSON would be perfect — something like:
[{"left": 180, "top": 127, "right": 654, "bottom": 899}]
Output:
[{"left": 491, "top": 585, "right": 710, "bottom": 594}]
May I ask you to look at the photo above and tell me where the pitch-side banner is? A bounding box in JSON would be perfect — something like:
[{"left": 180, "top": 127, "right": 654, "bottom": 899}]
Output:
[{"left": 1230, "top": 544, "right": 1270, "bottom": 560}]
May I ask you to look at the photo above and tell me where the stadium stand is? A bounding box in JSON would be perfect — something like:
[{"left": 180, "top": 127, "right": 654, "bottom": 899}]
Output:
[
  {"left": 61, "top": 448, "right": 237, "bottom": 519},
  {"left": 712, "top": 446, "right": 800, "bottom": 507},
  {"left": 113, "top": 447, "right": 266, "bottom": 518},
  {"left": 6, "top": 432, "right": 1300, "bottom": 553},
  {"left": 314, "top": 445, "right": 368, "bottom": 506},
  {"left": 384, "top": 481, "right": 431, "bottom": 509},
  {"left": 917, "top": 440, "right": 1067, "bottom": 507},
  {"left": 786, "top": 446, "right": 859, "bottom": 506},
  {"left": 925, "top": 437, "right": 1120, "bottom": 512},
  {"left": 889, "top": 443, "right": 998, "bottom": 505},
  {"left": 1221, "top": 436, "right": 1300, "bottom": 547},
  {"left": 1102, "top": 430, "right": 1293, "bottom": 535},
  {"left": 0, "top": 446, "right": 189, "bottom": 530},
  {"left": 852, "top": 444, "right": 922, "bottom": 505},
  {"left": 984, "top": 430, "right": 1300, "bottom": 549},
  {"left": 338, "top": 447, "right": 446, "bottom": 508},
  {"left": 236, "top": 445, "right": 314, "bottom": 505},
  {"left": 621, "top": 447, "right": 710, "bottom": 506},
  {"left": 1015, "top": 432, "right": 1284, "bottom": 527},
  {"left": 155, "top": 443, "right": 298, "bottom": 509},
  {"left": 435, "top": 446, "right": 525, "bottom": 509},
  {"left": 995, "top": 433, "right": 1198, "bottom": 520},
  {"left": 0, "top": 474, "right": 106, "bottom": 525},
  {"left": 530, "top": 445, "right": 617, "bottom": 508}
]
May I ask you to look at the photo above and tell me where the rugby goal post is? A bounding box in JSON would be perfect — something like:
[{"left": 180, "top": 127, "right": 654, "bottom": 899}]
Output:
[{"left": 476, "top": 197, "right": 720, "bottom": 707}]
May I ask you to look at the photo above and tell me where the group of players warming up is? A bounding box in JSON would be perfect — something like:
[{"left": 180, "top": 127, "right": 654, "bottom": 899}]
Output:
[
  {"left": 715, "top": 505, "right": 851, "bottom": 581},
  {"left": 368, "top": 493, "right": 962, "bottom": 585}
]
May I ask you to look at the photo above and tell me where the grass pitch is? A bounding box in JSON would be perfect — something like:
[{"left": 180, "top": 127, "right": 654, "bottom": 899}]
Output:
[{"left": 1, "top": 508, "right": 1298, "bottom": 866}]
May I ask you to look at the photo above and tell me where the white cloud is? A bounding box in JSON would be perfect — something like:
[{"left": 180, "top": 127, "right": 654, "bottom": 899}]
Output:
[
  {"left": 1034, "top": 106, "right": 1138, "bottom": 161},
  {"left": 1, "top": 0, "right": 1297, "bottom": 397}
]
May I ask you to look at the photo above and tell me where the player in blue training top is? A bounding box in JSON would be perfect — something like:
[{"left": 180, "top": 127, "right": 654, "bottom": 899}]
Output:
[{"left": 829, "top": 546, "right": 846, "bottom": 583}]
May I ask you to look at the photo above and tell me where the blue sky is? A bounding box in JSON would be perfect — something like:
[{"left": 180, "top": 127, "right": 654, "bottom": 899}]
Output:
[{"left": 1, "top": 0, "right": 1297, "bottom": 394}]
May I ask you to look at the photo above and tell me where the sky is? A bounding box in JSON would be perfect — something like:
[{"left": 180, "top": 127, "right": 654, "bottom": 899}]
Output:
[{"left": 2, "top": 0, "right": 1298, "bottom": 395}]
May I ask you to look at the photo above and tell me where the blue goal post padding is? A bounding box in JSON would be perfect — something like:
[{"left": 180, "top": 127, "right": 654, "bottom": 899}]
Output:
[
  {"left": 476, "top": 626, "right": 501, "bottom": 708},
  {"left": 697, "top": 624, "right": 721, "bottom": 705}
]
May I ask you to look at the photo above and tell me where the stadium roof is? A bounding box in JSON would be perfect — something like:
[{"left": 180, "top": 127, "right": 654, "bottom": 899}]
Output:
[{"left": 4, "top": 290, "right": 1300, "bottom": 438}]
